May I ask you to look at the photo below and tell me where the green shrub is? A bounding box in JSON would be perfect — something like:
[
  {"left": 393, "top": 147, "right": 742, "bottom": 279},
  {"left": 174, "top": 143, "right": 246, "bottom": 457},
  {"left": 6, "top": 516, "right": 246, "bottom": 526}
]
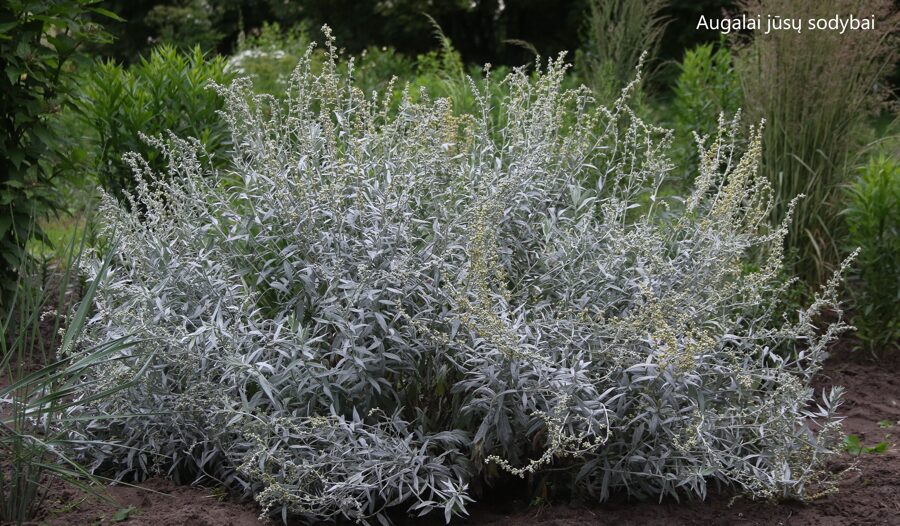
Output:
[
  {"left": 353, "top": 45, "right": 416, "bottom": 96},
  {"left": 0, "top": 0, "right": 116, "bottom": 309},
  {"left": 228, "top": 22, "right": 419, "bottom": 102},
  {"left": 670, "top": 40, "right": 742, "bottom": 178},
  {"left": 227, "top": 21, "right": 509, "bottom": 122},
  {"left": 75, "top": 45, "right": 231, "bottom": 203},
  {"left": 58, "top": 33, "right": 853, "bottom": 524},
  {"left": 844, "top": 154, "right": 899, "bottom": 354},
  {"left": 735, "top": 0, "right": 899, "bottom": 285}
]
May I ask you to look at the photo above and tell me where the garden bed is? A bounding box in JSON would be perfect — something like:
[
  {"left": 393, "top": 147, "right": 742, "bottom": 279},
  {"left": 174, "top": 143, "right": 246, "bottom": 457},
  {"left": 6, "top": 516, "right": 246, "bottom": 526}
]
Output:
[
  {"left": 3, "top": 2, "right": 897, "bottom": 525},
  {"left": 25, "top": 342, "right": 900, "bottom": 526}
]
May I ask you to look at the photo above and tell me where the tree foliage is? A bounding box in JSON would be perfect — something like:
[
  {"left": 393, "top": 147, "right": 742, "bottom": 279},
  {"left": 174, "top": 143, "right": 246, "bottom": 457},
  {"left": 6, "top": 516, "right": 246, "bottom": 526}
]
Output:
[{"left": 0, "top": 0, "right": 117, "bottom": 308}]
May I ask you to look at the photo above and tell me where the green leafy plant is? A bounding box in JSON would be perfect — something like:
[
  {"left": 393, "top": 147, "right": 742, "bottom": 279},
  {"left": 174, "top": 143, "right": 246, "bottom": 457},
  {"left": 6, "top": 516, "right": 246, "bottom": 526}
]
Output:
[
  {"left": 409, "top": 15, "right": 473, "bottom": 112},
  {"left": 111, "top": 506, "right": 139, "bottom": 522},
  {"left": 227, "top": 19, "right": 508, "bottom": 120},
  {"left": 843, "top": 153, "right": 899, "bottom": 355},
  {"left": 144, "top": 0, "right": 222, "bottom": 52},
  {"left": 74, "top": 44, "right": 231, "bottom": 204},
  {"left": 61, "top": 31, "right": 852, "bottom": 525},
  {"left": 227, "top": 22, "right": 416, "bottom": 102},
  {"left": 0, "top": 0, "right": 117, "bottom": 308},
  {"left": 843, "top": 434, "right": 889, "bottom": 455},
  {"left": 352, "top": 45, "right": 416, "bottom": 97},
  {"left": 670, "top": 40, "right": 742, "bottom": 179},
  {"left": 735, "top": 0, "right": 899, "bottom": 286}
]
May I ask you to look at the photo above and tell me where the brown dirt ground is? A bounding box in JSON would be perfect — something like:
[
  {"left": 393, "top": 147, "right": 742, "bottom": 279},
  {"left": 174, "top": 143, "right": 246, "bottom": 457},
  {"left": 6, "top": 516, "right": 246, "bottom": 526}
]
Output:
[{"left": 11, "top": 342, "right": 900, "bottom": 526}]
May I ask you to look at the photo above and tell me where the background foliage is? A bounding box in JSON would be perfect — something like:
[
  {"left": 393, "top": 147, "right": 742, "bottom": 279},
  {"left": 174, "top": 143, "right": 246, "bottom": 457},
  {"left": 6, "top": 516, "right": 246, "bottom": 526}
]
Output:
[
  {"left": 90, "top": 1, "right": 735, "bottom": 71},
  {"left": 735, "top": 0, "right": 899, "bottom": 285},
  {"left": 843, "top": 154, "right": 899, "bottom": 355},
  {"left": 0, "top": 0, "right": 117, "bottom": 310},
  {"left": 73, "top": 45, "right": 232, "bottom": 203},
  {"left": 669, "top": 38, "right": 742, "bottom": 179}
]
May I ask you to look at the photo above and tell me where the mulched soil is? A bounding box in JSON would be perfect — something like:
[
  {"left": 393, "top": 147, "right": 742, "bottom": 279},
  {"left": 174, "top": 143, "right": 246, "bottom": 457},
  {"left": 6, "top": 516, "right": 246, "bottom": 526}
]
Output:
[{"left": 11, "top": 338, "right": 900, "bottom": 526}]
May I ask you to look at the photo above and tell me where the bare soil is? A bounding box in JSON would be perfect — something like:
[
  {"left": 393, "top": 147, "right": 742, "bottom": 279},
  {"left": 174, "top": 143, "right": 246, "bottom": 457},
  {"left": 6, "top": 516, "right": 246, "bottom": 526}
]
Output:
[{"left": 12, "top": 342, "right": 900, "bottom": 526}]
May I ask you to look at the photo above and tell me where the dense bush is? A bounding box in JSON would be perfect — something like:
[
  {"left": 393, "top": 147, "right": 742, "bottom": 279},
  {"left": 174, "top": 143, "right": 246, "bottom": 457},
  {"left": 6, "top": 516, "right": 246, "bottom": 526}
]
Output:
[
  {"left": 75, "top": 45, "right": 231, "bottom": 203},
  {"left": 227, "top": 20, "right": 494, "bottom": 113},
  {"left": 228, "top": 22, "right": 418, "bottom": 99},
  {"left": 143, "top": 0, "right": 222, "bottom": 51},
  {"left": 670, "top": 40, "right": 741, "bottom": 179},
  {"left": 95, "top": 0, "right": 593, "bottom": 67},
  {"left": 843, "top": 154, "right": 899, "bottom": 354},
  {"left": 62, "top": 34, "right": 850, "bottom": 524},
  {"left": 227, "top": 22, "right": 314, "bottom": 96}
]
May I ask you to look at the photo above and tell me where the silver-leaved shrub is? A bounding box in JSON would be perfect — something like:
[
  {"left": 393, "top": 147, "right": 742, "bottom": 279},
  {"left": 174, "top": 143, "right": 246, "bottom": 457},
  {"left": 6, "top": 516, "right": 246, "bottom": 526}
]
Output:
[{"left": 63, "top": 31, "right": 850, "bottom": 524}]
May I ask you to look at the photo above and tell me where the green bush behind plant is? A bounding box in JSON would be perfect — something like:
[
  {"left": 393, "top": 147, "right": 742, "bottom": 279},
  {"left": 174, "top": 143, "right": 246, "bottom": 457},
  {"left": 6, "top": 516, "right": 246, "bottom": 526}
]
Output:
[
  {"left": 844, "top": 153, "right": 899, "bottom": 354},
  {"left": 75, "top": 45, "right": 231, "bottom": 203},
  {"left": 144, "top": 0, "right": 223, "bottom": 52},
  {"left": 670, "top": 40, "right": 742, "bottom": 179},
  {"left": 227, "top": 21, "right": 512, "bottom": 119},
  {"left": 227, "top": 22, "right": 314, "bottom": 96}
]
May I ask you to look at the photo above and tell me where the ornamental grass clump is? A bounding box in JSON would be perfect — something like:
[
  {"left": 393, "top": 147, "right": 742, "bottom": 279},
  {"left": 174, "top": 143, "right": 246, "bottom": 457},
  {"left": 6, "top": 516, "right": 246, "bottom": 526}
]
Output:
[
  {"left": 735, "top": 0, "right": 899, "bottom": 285},
  {"left": 61, "top": 30, "right": 850, "bottom": 524}
]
